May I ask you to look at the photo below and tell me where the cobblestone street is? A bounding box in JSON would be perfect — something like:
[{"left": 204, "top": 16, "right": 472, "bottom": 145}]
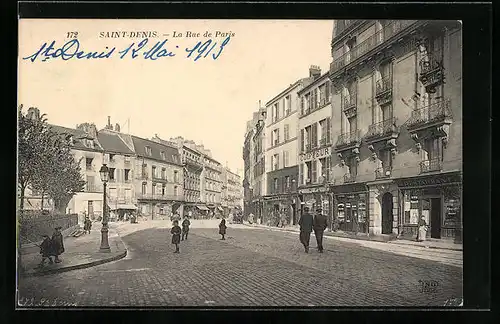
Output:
[{"left": 17, "top": 224, "right": 462, "bottom": 307}]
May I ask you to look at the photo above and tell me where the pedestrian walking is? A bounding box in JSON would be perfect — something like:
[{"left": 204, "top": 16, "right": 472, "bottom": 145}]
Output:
[
  {"left": 417, "top": 216, "right": 428, "bottom": 242},
  {"left": 298, "top": 206, "right": 314, "bottom": 253},
  {"left": 84, "top": 216, "right": 92, "bottom": 234},
  {"left": 219, "top": 219, "right": 227, "bottom": 240},
  {"left": 50, "top": 226, "right": 64, "bottom": 263},
  {"left": 181, "top": 216, "right": 191, "bottom": 241},
  {"left": 38, "top": 235, "right": 53, "bottom": 267},
  {"left": 171, "top": 220, "right": 182, "bottom": 253},
  {"left": 313, "top": 207, "right": 328, "bottom": 253},
  {"left": 248, "top": 213, "right": 254, "bottom": 225}
]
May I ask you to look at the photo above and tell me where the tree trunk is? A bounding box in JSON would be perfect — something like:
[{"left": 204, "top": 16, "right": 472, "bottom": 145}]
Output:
[
  {"left": 40, "top": 191, "right": 45, "bottom": 211},
  {"left": 19, "top": 185, "right": 26, "bottom": 213}
]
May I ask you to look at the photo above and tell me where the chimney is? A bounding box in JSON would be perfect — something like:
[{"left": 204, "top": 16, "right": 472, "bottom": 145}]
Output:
[
  {"left": 115, "top": 123, "right": 120, "bottom": 132},
  {"left": 309, "top": 65, "right": 321, "bottom": 79}
]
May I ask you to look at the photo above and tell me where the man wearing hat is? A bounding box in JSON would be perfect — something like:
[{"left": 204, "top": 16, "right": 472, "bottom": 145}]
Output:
[
  {"left": 298, "top": 205, "right": 314, "bottom": 253},
  {"left": 313, "top": 207, "right": 328, "bottom": 253}
]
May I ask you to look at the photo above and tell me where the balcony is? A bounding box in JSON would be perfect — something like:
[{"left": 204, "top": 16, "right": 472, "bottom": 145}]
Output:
[
  {"left": 152, "top": 174, "right": 168, "bottom": 183},
  {"left": 330, "top": 20, "right": 418, "bottom": 75},
  {"left": 108, "top": 197, "right": 134, "bottom": 205},
  {"left": 85, "top": 184, "right": 103, "bottom": 193},
  {"left": 406, "top": 99, "right": 453, "bottom": 140},
  {"left": 184, "top": 156, "right": 203, "bottom": 168},
  {"left": 375, "top": 166, "right": 392, "bottom": 179},
  {"left": 335, "top": 129, "right": 361, "bottom": 152},
  {"left": 375, "top": 76, "right": 393, "bottom": 105},
  {"left": 420, "top": 158, "right": 442, "bottom": 173},
  {"left": 342, "top": 96, "right": 357, "bottom": 119},
  {"left": 364, "top": 117, "right": 399, "bottom": 144},
  {"left": 137, "top": 193, "right": 184, "bottom": 201},
  {"left": 344, "top": 173, "right": 356, "bottom": 184},
  {"left": 419, "top": 55, "right": 444, "bottom": 94}
]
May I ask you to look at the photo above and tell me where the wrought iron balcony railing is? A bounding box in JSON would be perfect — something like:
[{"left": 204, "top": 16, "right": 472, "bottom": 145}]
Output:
[
  {"left": 137, "top": 193, "right": 184, "bottom": 201},
  {"left": 420, "top": 158, "right": 442, "bottom": 173},
  {"left": 407, "top": 99, "right": 452, "bottom": 129},
  {"left": 365, "top": 117, "right": 398, "bottom": 140},
  {"left": 375, "top": 166, "right": 392, "bottom": 179},
  {"left": 344, "top": 173, "right": 356, "bottom": 183},
  {"left": 331, "top": 20, "right": 417, "bottom": 73},
  {"left": 336, "top": 129, "right": 362, "bottom": 148},
  {"left": 84, "top": 184, "right": 103, "bottom": 193},
  {"left": 376, "top": 76, "right": 393, "bottom": 96}
]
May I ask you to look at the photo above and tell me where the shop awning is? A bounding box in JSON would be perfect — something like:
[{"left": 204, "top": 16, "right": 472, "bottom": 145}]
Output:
[
  {"left": 110, "top": 204, "right": 137, "bottom": 211},
  {"left": 196, "top": 205, "right": 209, "bottom": 211}
]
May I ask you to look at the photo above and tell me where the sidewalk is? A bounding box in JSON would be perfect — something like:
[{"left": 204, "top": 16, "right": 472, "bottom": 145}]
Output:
[
  {"left": 243, "top": 223, "right": 462, "bottom": 251},
  {"left": 19, "top": 224, "right": 127, "bottom": 277}
]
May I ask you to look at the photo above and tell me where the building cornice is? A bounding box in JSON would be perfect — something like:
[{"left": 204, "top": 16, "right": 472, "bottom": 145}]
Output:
[
  {"left": 298, "top": 73, "right": 330, "bottom": 95},
  {"left": 265, "top": 78, "right": 308, "bottom": 107}
]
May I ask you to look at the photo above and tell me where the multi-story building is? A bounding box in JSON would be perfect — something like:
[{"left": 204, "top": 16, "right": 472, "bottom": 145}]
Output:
[
  {"left": 263, "top": 75, "right": 311, "bottom": 226},
  {"left": 202, "top": 154, "right": 223, "bottom": 216},
  {"left": 221, "top": 167, "right": 243, "bottom": 216},
  {"left": 297, "top": 67, "right": 334, "bottom": 226},
  {"left": 52, "top": 123, "right": 105, "bottom": 223},
  {"left": 155, "top": 136, "right": 208, "bottom": 217},
  {"left": 132, "top": 135, "right": 184, "bottom": 220},
  {"left": 243, "top": 114, "right": 259, "bottom": 219},
  {"left": 98, "top": 118, "right": 137, "bottom": 220},
  {"left": 328, "top": 20, "right": 462, "bottom": 242},
  {"left": 250, "top": 106, "right": 267, "bottom": 223}
]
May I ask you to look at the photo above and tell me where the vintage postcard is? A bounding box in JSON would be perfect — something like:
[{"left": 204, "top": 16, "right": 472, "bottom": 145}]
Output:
[{"left": 17, "top": 18, "right": 463, "bottom": 308}]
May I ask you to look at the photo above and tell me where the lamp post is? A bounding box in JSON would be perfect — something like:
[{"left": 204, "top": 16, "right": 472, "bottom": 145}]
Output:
[{"left": 99, "top": 164, "right": 111, "bottom": 253}]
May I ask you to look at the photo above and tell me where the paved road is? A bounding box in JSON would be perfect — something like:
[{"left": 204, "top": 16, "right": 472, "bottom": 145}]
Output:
[{"left": 17, "top": 225, "right": 462, "bottom": 307}]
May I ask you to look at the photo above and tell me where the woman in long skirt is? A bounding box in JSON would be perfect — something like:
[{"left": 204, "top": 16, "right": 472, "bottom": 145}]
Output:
[{"left": 417, "top": 216, "right": 428, "bottom": 242}]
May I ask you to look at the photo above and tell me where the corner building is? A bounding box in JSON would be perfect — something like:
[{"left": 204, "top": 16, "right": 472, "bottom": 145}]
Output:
[
  {"left": 328, "top": 20, "right": 462, "bottom": 242},
  {"left": 297, "top": 67, "right": 334, "bottom": 226}
]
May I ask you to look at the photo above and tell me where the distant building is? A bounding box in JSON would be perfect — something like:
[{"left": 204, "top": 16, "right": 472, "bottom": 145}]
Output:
[
  {"left": 221, "top": 167, "right": 243, "bottom": 216},
  {"left": 132, "top": 135, "right": 184, "bottom": 219}
]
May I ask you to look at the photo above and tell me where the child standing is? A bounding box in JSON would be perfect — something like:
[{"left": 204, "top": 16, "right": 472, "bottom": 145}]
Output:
[
  {"left": 171, "top": 220, "right": 182, "bottom": 253},
  {"left": 84, "top": 216, "right": 92, "bottom": 234},
  {"left": 38, "top": 235, "right": 53, "bottom": 267},
  {"left": 219, "top": 219, "right": 227, "bottom": 240},
  {"left": 181, "top": 216, "right": 190, "bottom": 241}
]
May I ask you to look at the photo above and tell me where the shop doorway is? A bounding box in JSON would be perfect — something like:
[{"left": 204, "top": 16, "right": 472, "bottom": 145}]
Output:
[
  {"left": 381, "top": 192, "right": 394, "bottom": 234},
  {"left": 430, "top": 198, "right": 442, "bottom": 238}
]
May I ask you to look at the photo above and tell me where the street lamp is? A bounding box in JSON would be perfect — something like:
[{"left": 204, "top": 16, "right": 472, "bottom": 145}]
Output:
[{"left": 99, "top": 164, "right": 111, "bottom": 253}]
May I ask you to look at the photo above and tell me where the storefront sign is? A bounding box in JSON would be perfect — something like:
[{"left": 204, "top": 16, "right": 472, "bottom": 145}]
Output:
[
  {"left": 299, "top": 186, "right": 328, "bottom": 194},
  {"left": 299, "top": 147, "right": 331, "bottom": 162},
  {"left": 396, "top": 173, "right": 462, "bottom": 189}
]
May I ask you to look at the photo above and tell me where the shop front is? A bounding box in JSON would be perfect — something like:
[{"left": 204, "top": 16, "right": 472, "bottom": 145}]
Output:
[
  {"left": 298, "top": 184, "right": 332, "bottom": 226},
  {"left": 332, "top": 183, "right": 369, "bottom": 235},
  {"left": 262, "top": 194, "right": 298, "bottom": 227},
  {"left": 395, "top": 172, "right": 462, "bottom": 243}
]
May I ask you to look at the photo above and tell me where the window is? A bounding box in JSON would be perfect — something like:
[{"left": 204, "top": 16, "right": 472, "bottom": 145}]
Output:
[
  {"left": 320, "top": 157, "right": 331, "bottom": 181},
  {"left": 284, "top": 124, "right": 290, "bottom": 141},
  {"left": 286, "top": 95, "right": 292, "bottom": 115},
  {"left": 160, "top": 151, "right": 166, "bottom": 160},
  {"left": 273, "top": 154, "right": 280, "bottom": 171},
  {"left": 161, "top": 168, "right": 166, "bottom": 179},
  {"left": 305, "top": 161, "right": 312, "bottom": 183},
  {"left": 174, "top": 186, "right": 178, "bottom": 197},
  {"left": 379, "top": 149, "right": 393, "bottom": 170},
  {"left": 305, "top": 126, "right": 312, "bottom": 151},
  {"left": 381, "top": 103, "right": 393, "bottom": 122},
  {"left": 300, "top": 129, "right": 305, "bottom": 152},
  {"left": 319, "top": 83, "right": 326, "bottom": 106},
  {"left": 273, "top": 102, "right": 280, "bottom": 122},
  {"left": 305, "top": 93, "right": 311, "bottom": 113},
  {"left": 152, "top": 166, "right": 157, "bottom": 178},
  {"left": 283, "top": 151, "right": 289, "bottom": 168},
  {"left": 272, "top": 128, "right": 280, "bottom": 146},
  {"left": 86, "top": 175, "right": 95, "bottom": 192},
  {"left": 347, "top": 156, "right": 358, "bottom": 177},
  {"left": 273, "top": 178, "right": 279, "bottom": 193},
  {"left": 152, "top": 183, "right": 157, "bottom": 195},
  {"left": 311, "top": 123, "right": 318, "bottom": 148},
  {"left": 109, "top": 168, "right": 116, "bottom": 181},
  {"left": 311, "top": 160, "right": 317, "bottom": 183},
  {"left": 162, "top": 184, "right": 166, "bottom": 195},
  {"left": 141, "top": 182, "right": 147, "bottom": 194},
  {"left": 348, "top": 116, "right": 357, "bottom": 133},
  {"left": 285, "top": 176, "right": 290, "bottom": 190},
  {"left": 124, "top": 169, "right": 130, "bottom": 181},
  {"left": 86, "top": 158, "right": 93, "bottom": 170},
  {"left": 145, "top": 146, "right": 152, "bottom": 156},
  {"left": 174, "top": 170, "right": 179, "bottom": 183}
]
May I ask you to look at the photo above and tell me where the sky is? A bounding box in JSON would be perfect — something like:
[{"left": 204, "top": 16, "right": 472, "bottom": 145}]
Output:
[{"left": 18, "top": 19, "right": 333, "bottom": 174}]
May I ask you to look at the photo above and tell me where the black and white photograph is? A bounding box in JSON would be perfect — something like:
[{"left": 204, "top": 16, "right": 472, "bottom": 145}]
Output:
[{"left": 16, "top": 13, "right": 472, "bottom": 309}]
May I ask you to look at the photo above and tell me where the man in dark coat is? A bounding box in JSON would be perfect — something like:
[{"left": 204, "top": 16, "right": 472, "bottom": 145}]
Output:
[
  {"left": 181, "top": 216, "right": 191, "bottom": 241},
  {"left": 50, "top": 226, "right": 65, "bottom": 263},
  {"left": 313, "top": 207, "right": 328, "bottom": 253},
  {"left": 298, "top": 206, "right": 313, "bottom": 253}
]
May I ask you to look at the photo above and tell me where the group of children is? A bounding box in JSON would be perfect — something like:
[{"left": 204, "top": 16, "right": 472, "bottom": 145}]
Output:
[
  {"left": 170, "top": 217, "right": 228, "bottom": 253},
  {"left": 38, "top": 226, "right": 65, "bottom": 267}
]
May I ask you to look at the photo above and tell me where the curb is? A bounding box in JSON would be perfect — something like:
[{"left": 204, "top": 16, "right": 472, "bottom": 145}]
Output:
[
  {"left": 21, "top": 250, "right": 128, "bottom": 277},
  {"left": 243, "top": 224, "right": 463, "bottom": 251}
]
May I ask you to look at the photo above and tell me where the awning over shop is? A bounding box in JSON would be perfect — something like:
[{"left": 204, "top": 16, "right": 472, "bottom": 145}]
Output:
[
  {"left": 196, "top": 205, "right": 209, "bottom": 211},
  {"left": 110, "top": 204, "right": 138, "bottom": 211}
]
